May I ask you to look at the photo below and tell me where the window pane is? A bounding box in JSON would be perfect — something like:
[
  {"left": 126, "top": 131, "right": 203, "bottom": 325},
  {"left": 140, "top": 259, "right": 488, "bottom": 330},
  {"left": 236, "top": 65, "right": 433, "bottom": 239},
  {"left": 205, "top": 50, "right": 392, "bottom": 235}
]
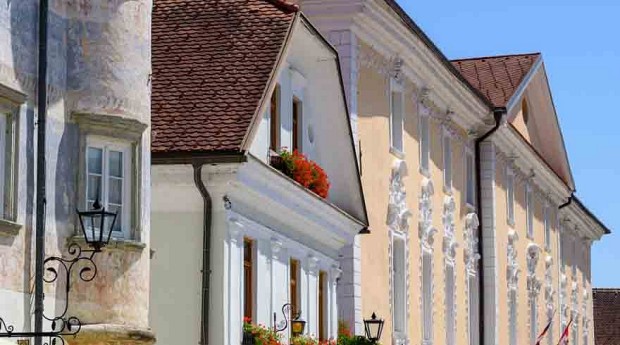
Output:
[
  {"left": 108, "top": 204, "right": 122, "bottom": 232},
  {"left": 421, "top": 117, "right": 430, "bottom": 171},
  {"left": 391, "top": 91, "right": 403, "bottom": 151},
  {"left": 87, "top": 175, "right": 102, "bottom": 202},
  {"left": 466, "top": 155, "right": 475, "bottom": 205},
  {"left": 109, "top": 150, "right": 123, "bottom": 178},
  {"left": 443, "top": 136, "right": 451, "bottom": 189},
  {"left": 88, "top": 147, "right": 103, "bottom": 174},
  {"left": 109, "top": 178, "right": 123, "bottom": 205}
]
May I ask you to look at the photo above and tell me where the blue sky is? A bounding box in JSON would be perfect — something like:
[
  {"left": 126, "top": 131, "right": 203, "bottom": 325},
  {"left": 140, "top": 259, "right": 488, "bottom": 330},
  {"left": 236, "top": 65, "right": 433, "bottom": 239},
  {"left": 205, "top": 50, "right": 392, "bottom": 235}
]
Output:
[{"left": 397, "top": 0, "right": 620, "bottom": 286}]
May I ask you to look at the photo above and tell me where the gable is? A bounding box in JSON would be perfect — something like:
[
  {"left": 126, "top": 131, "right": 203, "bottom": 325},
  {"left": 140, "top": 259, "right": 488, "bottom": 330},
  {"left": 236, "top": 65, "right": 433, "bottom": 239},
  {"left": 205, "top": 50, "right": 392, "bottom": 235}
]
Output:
[
  {"left": 507, "top": 64, "right": 574, "bottom": 189},
  {"left": 247, "top": 16, "right": 368, "bottom": 225}
]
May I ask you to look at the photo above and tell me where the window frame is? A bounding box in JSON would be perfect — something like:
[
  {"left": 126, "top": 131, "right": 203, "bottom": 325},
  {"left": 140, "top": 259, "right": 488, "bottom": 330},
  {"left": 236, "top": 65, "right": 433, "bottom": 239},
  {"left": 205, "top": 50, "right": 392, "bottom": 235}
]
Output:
[
  {"left": 442, "top": 128, "right": 452, "bottom": 193},
  {"left": 269, "top": 84, "right": 281, "bottom": 152},
  {"left": 506, "top": 167, "right": 515, "bottom": 226},
  {"left": 318, "top": 270, "right": 327, "bottom": 341},
  {"left": 544, "top": 202, "right": 551, "bottom": 251},
  {"left": 290, "top": 258, "right": 301, "bottom": 317},
  {"left": 243, "top": 238, "right": 255, "bottom": 321},
  {"left": 389, "top": 78, "right": 404, "bottom": 155},
  {"left": 85, "top": 135, "right": 133, "bottom": 239},
  {"left": 391, "top": 234, "right": 407, "bottom": 335},
  {"left": 465, "top": 146, "right": 476, "bottom": 208},
  {"left": 292, "top": 97, "right": 302, "bottom": 153},
  {"left": 526, "top": 183, "right": 534, "bottom": 239},
  {"left": 419, "top": 113, "right": 430, "bottom": 177},
  {"left": 0, "top": 101, "right": 18, "bottom": 223}
]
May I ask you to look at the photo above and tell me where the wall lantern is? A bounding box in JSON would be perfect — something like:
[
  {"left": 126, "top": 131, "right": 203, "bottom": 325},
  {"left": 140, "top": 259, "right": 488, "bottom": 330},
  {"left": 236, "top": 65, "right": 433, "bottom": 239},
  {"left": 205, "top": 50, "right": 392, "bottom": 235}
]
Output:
[
  {"left": 76, "top": 199, "right": 118, "bottom": 252},
  {"left": 363, "top": 312, "right": 384, "bottom": 343},
  {"left": 0, "top": 201, "right": 117, "bottom": 345},
  {"left": 290, "top": 317, "right": 306, "bottom": 337},
  {"left": 274, "top": 303, "right": 306, "bottom": 337}
]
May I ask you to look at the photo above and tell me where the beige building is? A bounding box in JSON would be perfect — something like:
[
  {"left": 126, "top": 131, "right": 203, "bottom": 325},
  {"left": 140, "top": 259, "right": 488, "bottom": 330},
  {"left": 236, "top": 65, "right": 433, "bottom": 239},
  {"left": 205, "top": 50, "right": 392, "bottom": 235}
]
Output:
[{"left": 296, "top": 1, "right": 609, "bottom": 345}]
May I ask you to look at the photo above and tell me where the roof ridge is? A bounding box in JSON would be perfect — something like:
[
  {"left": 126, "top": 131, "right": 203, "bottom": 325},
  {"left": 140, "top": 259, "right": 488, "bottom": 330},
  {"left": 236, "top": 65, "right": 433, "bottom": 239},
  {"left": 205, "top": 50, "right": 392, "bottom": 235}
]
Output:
[
  {"left": 451, "top": 52, "right": 541, "bottom": 62},
  {"left": 263, "top": 0, "right": 299, "bottom": 12}
]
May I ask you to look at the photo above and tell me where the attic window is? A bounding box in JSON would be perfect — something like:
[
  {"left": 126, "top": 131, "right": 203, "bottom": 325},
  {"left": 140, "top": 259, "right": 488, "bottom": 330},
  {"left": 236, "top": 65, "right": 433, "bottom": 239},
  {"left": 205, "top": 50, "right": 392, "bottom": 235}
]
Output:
[{"left": 522, "top": 99, "right": 530, "bottom": 124}]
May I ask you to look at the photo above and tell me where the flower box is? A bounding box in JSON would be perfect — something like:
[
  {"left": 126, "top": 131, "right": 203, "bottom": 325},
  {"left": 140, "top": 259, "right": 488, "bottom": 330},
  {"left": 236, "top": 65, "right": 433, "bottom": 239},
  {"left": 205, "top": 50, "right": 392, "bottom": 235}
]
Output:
[{"left": 269, "top": 150, "right": 330, "bottom": 199}]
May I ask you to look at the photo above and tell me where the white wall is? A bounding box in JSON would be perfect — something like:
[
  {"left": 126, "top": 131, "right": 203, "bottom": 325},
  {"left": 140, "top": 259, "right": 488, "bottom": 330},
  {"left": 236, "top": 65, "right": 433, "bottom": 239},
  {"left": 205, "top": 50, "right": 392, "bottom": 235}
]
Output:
[{"left": 150, "top": 165, "right": 204, "bottom": 345}]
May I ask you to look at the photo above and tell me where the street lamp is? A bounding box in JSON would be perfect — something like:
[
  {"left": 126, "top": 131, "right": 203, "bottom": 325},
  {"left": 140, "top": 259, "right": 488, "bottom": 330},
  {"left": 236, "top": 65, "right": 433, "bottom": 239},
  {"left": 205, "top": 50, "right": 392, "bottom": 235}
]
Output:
[
  {"left": 363, "top": 312, "right": 384, "bottom": 343},
  {"left": 0, "top": 201, "right": 117, "bottom": 345}
]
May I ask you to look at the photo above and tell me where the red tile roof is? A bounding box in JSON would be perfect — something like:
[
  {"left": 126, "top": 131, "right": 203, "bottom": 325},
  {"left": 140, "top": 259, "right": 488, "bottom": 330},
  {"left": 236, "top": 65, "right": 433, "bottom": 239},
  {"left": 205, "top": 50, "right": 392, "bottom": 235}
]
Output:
[
  {"left": 151, "top": 0, "right": 298, "bottom": 154},
  {"left": 451, "top": 53, "right": 540, "bottom": 108},
  {"left": 594, "top": 288, "right": 620, "bottom": 345}
]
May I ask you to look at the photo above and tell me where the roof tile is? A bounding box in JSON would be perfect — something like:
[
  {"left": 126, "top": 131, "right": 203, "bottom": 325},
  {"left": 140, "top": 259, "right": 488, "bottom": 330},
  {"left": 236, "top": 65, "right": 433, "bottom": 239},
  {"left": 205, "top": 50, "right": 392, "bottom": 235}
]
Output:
[
  {"left": 593, "top": 288, "right": 620, "bottom": 345},
  {"left": 151, "top": 0, "right": 297, "bottom": 154}
]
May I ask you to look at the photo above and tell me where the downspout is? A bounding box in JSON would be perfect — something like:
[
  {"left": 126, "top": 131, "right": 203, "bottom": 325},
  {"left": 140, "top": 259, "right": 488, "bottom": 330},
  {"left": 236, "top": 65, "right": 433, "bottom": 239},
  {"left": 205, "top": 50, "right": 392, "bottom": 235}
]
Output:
[
  {"left": 193, "top": 164, "right": 212, "bottom": 345},
  {"left": 475, "top": 107, "right": 506, "bottom": 345},
  {"left": 559, "top": 194, "right": 573, "bottom": 210},
  {"left": 34, "top": 0, "right": 49, "bottom": 344}
]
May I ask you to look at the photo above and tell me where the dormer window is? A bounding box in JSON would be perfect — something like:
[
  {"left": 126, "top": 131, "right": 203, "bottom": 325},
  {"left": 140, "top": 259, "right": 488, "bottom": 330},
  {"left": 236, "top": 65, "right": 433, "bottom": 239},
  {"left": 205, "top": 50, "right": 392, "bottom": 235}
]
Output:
[
  {"left": 522, "top": 99, "right": 530, "bottom": 124},
  {"left": 270, "top": 84, "right": 281, "bottom": 152}
]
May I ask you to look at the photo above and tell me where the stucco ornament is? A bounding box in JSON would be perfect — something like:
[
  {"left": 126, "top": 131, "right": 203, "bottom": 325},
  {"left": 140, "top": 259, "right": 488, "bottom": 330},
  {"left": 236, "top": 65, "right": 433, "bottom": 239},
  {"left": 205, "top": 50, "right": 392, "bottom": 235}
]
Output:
[
  {"left": 571, "top": 281, "right": 579, "bottom": 328},
  {"left": 544, "top": 255, "right": 555, "bottom": 318},
  {"left": 463, "top": 213, "right": 480, "bottom": 273},
  {"left": 507, "top": 230, "right": 520, "bottom": 291},
  {"left": 526, "top": 243, "right": 542, "bottom": 296},
  {"left": 442, "top": 195, "right": 458, "bottom": 264},
  {"left": 560, "top": 273, "right": 569, "bottom": 327},
  {"left": 387, "top": 160, "right": 412, "bottom": 233},
  {"left": 387, "top": 159, "right": 411, "bottom": 344},
  {"left": 582, "top": 289, "right": 590, "bottom": 342},
  {"left": 419, "top": 178, "right": 437, "bottom": 250}
]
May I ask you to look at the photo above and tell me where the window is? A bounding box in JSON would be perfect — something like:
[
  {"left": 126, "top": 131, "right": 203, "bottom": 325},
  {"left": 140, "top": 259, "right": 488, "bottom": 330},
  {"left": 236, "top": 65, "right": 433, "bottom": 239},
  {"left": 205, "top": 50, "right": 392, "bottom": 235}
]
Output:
[
  {"left": 530, "top": 295, "right": 538, "bottom": 345},
  {"left": 290, "top": 259, "right": 300, "bottom": 316},
  {"left": 506, "top": 168, "right": 515, "bottom": 225},
  {"left": 422, "top": 250, "right": 433, "bottom": 342},
  {"left": 420, "top": 115, "right": 430, "bottom": 175},
  {"left": 468, "top": 274, "right": 479, "bottom": 345},
  {"left": 445, "top": 264, "right": 456, "bottom": 345},
  {"left": 443, "top": 131, "right": 452, "bottom": 192},
  {"left": 319, "top": 271, "right": 327, "bottom": 341},
  {"left": 522, "top": 99, "right": 530, "bottom": 124},
  {"left": 244, "top": 239, "right": 254, "bottom": 320},
  {"left": 0, "top": 106, "right": 16, "bottom": 221},
  {"left": 86, "top": 137, "right": 132, "bottom": 237},
  {"left": 526, "top": 184, "right": 534, "bottom": 239},
  {"left": 544, "top": 204, "right": 551, "bottom": 250},
  {"left": 465, "top": 149, "right": 475, "bottom": 207},
  {"left": 292, "top": 97, "right": 302, "bottom": 152},
  {"left": 392, "top": 236, "right": 406, "bottom": 334},
  {"left": 390, "top": 81, "right": 404, "bottom": 153},
  {"left": 509, "top": 290, "right": 518, "bottom": 345},
  {"left": 270, "top": 84, "right": 281, "bottom": 151}
]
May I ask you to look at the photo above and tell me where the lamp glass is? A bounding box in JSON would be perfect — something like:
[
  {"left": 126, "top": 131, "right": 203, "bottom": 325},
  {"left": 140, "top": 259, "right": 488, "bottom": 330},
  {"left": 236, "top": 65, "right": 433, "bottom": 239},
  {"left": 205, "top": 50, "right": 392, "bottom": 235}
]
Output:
[
  {"left": 291, "top": 319, "right": 306, "bottom": 336},
  {"left": 77, "top": 201, "right": 117, "bottom": 251}
]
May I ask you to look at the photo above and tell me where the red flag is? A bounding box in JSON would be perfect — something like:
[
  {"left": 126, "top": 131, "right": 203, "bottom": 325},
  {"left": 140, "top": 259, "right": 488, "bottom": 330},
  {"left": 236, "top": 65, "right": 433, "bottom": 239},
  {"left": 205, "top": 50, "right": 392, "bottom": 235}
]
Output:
[
  {"left": 535, "top": 311, "right": 556, "bottom": 345},
  {"left": 557, "top": 318, "right": 573, "bottom": 345}
]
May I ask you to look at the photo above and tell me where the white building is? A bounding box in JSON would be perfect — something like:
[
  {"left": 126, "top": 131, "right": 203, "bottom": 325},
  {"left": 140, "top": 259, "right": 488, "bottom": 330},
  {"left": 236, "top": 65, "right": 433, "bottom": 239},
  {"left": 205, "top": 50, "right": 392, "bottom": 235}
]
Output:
[{"left": 149, "top": 1, "right": 368, "bottom": 344}]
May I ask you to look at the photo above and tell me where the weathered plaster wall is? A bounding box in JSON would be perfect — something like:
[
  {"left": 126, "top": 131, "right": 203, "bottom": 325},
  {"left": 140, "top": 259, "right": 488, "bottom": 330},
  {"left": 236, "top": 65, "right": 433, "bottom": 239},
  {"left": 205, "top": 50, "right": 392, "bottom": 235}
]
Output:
[{"left": 0, "top": 0, "right": 152, "bottom": 341}]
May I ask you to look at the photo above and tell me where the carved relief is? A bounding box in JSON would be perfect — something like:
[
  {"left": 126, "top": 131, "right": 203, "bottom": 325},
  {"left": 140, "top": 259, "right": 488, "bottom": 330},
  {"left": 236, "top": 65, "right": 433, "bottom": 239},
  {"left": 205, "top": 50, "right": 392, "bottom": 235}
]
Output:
[
  {"left": 582, "top": 290, "right": 589, "bottom": 343},
  {"left": 388, "top": 160, "right": 413, "bottom": 233},
  {"left": 464, "top": 213, "right": 480, "bottom": 274},
  {"left": 442, "top": 196, "right": 458, "bottom": 264},
  {"left": 571, "top": 281, "right": 579, "bottom": 333},
  {"left": 544, "top": 256, "right": 555, "bottom": 318},
  {"left": 527, "top": 244, "right": 541, "bottom": 297},
  {"left": 507, "top": 230, "right": 520, "bottom": 291},
  {"left": 560, "top": 273, "right": 569, "bottom": 329},
  {"left": 419, "top": 178, "right": 437, "bottom": 250}
]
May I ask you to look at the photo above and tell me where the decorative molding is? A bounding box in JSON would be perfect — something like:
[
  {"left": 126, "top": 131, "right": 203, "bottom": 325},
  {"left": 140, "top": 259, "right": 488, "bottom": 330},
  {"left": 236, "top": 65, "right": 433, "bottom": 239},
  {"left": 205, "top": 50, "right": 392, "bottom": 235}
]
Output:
[
  {"left": 507, "top": 230, "right": 520, "bottom": 291},
  {"left": 442, "top": 195, "right": 458, "bottom": 264},
  {"left": 419, "top": 178, "right": 437, "bottom": 250},
  {"left": 544, "top": 255, "right": 555, "bottom": 318},
  {"left": 464, "top": 213, "right": 480, "bottom": 274},
  {"left": 387, "top": 159, "right": 410, "bottom": 344},
  {"left": 526, "top": 243, "right": 541, "bottom": 297},
  {"left": 308, "top": 254, "right": 321, "bottom": 274},
  {"left": 560, "top": 273, "right": 569, "bottom": 329},
  {"left": 271, "top": 238, "right": 283, "bottom": 260}
]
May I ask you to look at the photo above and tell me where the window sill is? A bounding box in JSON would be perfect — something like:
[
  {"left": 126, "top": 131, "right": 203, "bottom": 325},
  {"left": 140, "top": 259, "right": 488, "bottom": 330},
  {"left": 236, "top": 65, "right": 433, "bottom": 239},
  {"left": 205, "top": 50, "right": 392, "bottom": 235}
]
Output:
[
  {"left": 389, "top": 147, "right": 405, "bottom": 159},
  {"left": 70, "top": 236, "right": 146, "bottom": 252},
  {"left": 0, "top": 219, "right": 22, "bottom": 237}
]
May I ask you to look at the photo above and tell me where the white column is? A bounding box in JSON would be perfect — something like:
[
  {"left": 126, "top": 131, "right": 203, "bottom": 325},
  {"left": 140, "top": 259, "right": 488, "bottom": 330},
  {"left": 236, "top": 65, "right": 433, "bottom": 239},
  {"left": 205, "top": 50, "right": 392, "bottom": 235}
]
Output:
[
  {"left": 271, "top": 238, "right": 288, "bottom": 342},
  {"left": 307, "top": 255, "right": 320, "bottom": 337},
  {"left": 329, "top": 266, "right": 342, "bottom": 340},
  {"left": 228, "top": 221, "right": 245, "bottom": 345},
  {"left": 256, "top": 238, "right": 273, "bottom": 326},
  {"left": 480, "top": 141, "right": 498, "bottom": 345},
  {"left": 338, "top": 235, "right": 363, "bottom": 335}
]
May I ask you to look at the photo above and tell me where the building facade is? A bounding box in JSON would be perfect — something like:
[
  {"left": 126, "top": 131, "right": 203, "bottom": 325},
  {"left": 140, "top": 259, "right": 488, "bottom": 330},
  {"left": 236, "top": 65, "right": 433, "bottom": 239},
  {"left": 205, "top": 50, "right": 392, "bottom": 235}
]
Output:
[
  {"left": 149, "top": 1, "right": 367, "bottom": 345},
  {"left": 0, "top": 0, "right": 154, "bottom": 344},
  {"left": 297, "top": 1, "right": 609, "bottom": 345}
]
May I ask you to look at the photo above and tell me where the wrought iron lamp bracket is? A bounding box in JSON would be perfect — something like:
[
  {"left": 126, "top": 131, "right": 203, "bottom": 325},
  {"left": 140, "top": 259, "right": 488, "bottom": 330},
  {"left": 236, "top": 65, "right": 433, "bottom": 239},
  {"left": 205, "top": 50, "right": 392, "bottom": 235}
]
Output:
[{"left": 0, "top": 242, "right": 99, "bottom": 345}]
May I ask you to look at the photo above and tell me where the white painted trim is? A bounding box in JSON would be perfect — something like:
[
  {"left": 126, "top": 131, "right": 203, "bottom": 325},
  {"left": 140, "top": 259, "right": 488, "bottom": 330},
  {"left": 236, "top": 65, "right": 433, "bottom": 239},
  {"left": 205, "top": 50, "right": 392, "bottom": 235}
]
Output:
[
  {"left": 505, "top": 56, "right": 543, "bottom": 113},
  {"left": 442, "top": 127, "right": 453, "bottom": 194},
  {"left": 418, "top": 106, "right": 431, "bottom": 178},
  {"left": 389, "top": 77, "right": 405, "bottom": 155}
]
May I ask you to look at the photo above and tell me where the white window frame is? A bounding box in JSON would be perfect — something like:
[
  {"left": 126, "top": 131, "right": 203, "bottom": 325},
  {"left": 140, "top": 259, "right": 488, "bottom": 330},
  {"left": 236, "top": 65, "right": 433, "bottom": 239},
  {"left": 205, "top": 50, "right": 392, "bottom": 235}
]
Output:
[
  {"left": 530, "top": 293, "right": 538, "bottom": 345},
  {"left": 465, "top": 147, "right": 475, "bottom": 209},
  {"left": 467, "top": 273, "right": 479, "bottom": 345},
  {"left": 0, "top": 101, "right": 17, "bottom": 223},
  {"left": 509, "top": 290, "right": 518, "bottom": 345},
  {"left": 422, "top": 249, "right": 433, "bottom": 344},
  {"left": 419, "top": 114, "right": 430, "bottom": 177},
  {"left": 85, "top": 136, "right": 133, "bottom": 239},
  {"left": 391, "top": 233, "right": 407, "bottom": 336},
  {"left": 445, "top": 262, "right": 456, "bottom": 345},
  {"left": 506, "top": 167, "right": 515, "bottom": 226},
  {"left": 442, "top": 129, "right": 452, "bottom": 193},
  {"left": 390, "top": 78, "right": 404, "bottom": 155},
  {"left": 526, "top": 183, "right": 534, "bottom": 239}
]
